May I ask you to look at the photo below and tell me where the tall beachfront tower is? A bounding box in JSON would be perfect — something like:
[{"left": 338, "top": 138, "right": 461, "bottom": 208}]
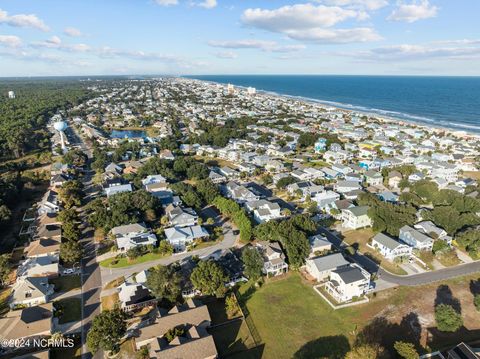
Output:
[
  {"left": 227, "top": 83, "right": 235, "bottom": 95},
  {"left": 8, "top": 91, "right": 15, "bottom": 99},
  {"left": 53, "top": 120, "right": 68, "bottom": 152}
]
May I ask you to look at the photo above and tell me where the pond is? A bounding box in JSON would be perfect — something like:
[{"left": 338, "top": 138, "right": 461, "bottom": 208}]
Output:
[{"left": 110, "top": 129, "right": 147, "bottom": 139}]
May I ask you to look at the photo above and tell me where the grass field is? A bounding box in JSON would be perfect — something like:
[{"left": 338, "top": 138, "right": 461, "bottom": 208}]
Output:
[
  {"left": 238, "top": 273, "right": 480, "bottom": 359},
  {"left": 101, "top": 293, "right": 119, "bottom": 310},
  {"left": 99, "top": 252, "right": 167, "bottom": 268},
  {"left": 342, "top": 228, "right": 408, "bottom": 275},
  {"left": 0, "top": 288, "right": 12, "bottom": 316},
  {"left": 54, "top": 297, "right": 82, "bottom": 324},
  {"left": 50, "top": 275, "right": 81, "bottom": 292}
]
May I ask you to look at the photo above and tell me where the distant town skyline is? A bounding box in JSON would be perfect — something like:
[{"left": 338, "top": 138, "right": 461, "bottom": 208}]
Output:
[{"left": 0, "top": 0, "right": 479, "bottom": 76}]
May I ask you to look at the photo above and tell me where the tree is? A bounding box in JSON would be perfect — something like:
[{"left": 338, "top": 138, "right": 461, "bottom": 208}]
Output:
[
  {"left": 196, "top": 179, "right": 219, "bottom": 204},
  {"left": 297, "top": 133, "right": 318, "bottom": 148},
  {"left": 345, "top": 344, "right": 385, "bottom": 359},
  {"left": 157, "top": 240, "right": 174, "bottom": 256},
  {"left": 225, "top": 294, "right": 239, "bottom": 316},
  {"left": 146, "top": 265, "right": 181, "bottom": 305},
  {"left": 276, "top": 176, "right": 297, "bottom": 189},
  {"left": 394, "top": 341, "right": 419, "bottom": 359},
  {"left": 241, "top": 247, "right": 264, "bottom": 280},
  {"left": 62, "top": 220, "right": 82, "bottom": 242},
  {"left": 58, "top": 180, "right": 84, "bottom": 209},
  {"left": 60, "top": 240, "right": 82, "bottom": 265},
  {"left": 432, "top": 240, "right": 448, "bottom": 254},
  {"left": 0, "top": 254, "right": 11, "bottom": 287},
  {"left": 87, "top": 308, "right": 128, "bottom": 354},
  {"left": 190, "top": 260, "right": 228, "bottom": 297},
  {"left": 435, "top": 304, "right": 463, "bottom": 332},
  {"left": 474, "top": 294, "right": 480, "bottom": 311}
]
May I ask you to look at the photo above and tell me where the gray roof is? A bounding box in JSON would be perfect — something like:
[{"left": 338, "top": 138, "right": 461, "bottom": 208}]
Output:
[
  {"left": 372, "top": 233, "right": 403, "bottom": 251},
  {"left": 347, "top": 205, "right": 370, "bottom": 217},
  {"left": 332, "top": 265, "right": 367, "bottom": 284},
  {"left": 308, "top": 253, "right": 349, "bottom": 272}
]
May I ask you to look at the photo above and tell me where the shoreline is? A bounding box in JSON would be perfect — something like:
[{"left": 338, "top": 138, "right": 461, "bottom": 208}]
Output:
[{"left": 186, "top": 77, "right": 480, "bottom": 139}]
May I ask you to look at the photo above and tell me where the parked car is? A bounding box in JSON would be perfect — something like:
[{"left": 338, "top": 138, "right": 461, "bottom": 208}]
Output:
[{"left": 63, "top": 268, "right": 76, "bottom": 275}]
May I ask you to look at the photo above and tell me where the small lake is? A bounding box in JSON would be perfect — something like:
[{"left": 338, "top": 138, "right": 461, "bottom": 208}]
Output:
[{"left": 110, "top": 129, "right": 147, "bottom": 139}]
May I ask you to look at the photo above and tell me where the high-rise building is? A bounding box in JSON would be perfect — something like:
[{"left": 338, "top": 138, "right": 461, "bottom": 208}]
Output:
[
  {"left": 8, "top": 91, "right": 15, "bottom": 99},
  {"left": 227, "top": 83, "right": 235, "bottom": 95},
  {"left": 247, "top": 87, "right": 256, "bottom": 95}
]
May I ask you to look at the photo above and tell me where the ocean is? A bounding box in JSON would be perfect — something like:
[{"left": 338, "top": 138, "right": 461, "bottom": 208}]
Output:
[{"left": 187, "top": 75, "right": 480, "bottom": 133}]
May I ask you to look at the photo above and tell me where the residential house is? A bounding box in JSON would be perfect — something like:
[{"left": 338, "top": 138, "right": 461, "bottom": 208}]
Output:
[
  {"left": 134, "top": 299, "right": 217, "bottom": 359},
  {"left": 10, "top": 277, "right": 54, "bottom": 309},
  {"left": 257, "top": 241, "right": 288, "bottom": 276},
  {"left": 111, "top": 223, "right": 158, "bottom": 251},
  {"left": 399, "top": 225, "right": 434, "bottom": 250},
  {"left": 118, "top": 282, "right": 156, "bottom": 312},
  {"left": 414, "top": 221, "right": 452, "bottom": 244},
  {"left": 341, "top": 206, "right": 372, "bottom": 229},
  {"left": 224, "top": 182, "right": 259, "bottom": 203},
  {"left": 312, "top": 191, "right": 340, "bottom": 211},
  {"left": 308, "top": 235, "right": 332, "bottom": 257},
  {"left": 305, "top": 253, "right": 349, "bottom": 282},
  {"left": 245, "top": 199, "right": 282, "bottom": 223},
  {"left": 371, "top": 233, "right": 412, "bottom": 260},
  {"left": 50, "top": 174, "right": 69, "bottom": 188},
  {"left": 165, "top": 205, "right": 198, "bottom": 227},
  {"left": 364, "top": 170, "right": 383, "bottom": 186},
  {"left": 165, "top": 225, "right": 209, "bottom": 252},
  {"left": 0, "top": 304, "right": 52, "bottom": 343},
  {"left": 37, "top": 190, "right": 60, "bottom": 216},
  {"left": 105, "top": 182, "right": 133, "bottom": 197},
  {"left": 16, "top": 256, "right": 59, "bottom": 279},
  {"left": 325, "top": 264, "right": 371, "bottom": 303},
  {"left": 388, "top": 171, "right": 402, "bottom": 189},
  {"left": 334, "top": 181, "right": 362, "bottom": 194}
]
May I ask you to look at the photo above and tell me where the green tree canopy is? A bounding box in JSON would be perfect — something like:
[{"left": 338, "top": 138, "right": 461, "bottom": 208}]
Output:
[{"left": 190, "top": 260, "right": 228, "bottom": 297}]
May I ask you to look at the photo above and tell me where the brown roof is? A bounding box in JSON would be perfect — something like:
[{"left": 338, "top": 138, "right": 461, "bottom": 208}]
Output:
[
  {"left": 149, "top": 335, "right": 217, "bottom": 359},
  {"left": 0, "top": 303, "right": 52, "bottom": 340},
  {"left": 25, "top": 236, "right": 61, "bottom": 257},
  {"left": 136, "top": 304, "right": 211, "bottom": 346}
]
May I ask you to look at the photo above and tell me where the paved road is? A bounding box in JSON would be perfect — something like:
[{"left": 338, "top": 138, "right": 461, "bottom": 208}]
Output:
[
  {"left": 319, "top": 228, "right": 480, "bottom": 287},
  {"left": 70, "top": 121, "right": 102, "bottom": 359},
  {"left": 100, "top": 224, "right": 238, "bottom": 285}
]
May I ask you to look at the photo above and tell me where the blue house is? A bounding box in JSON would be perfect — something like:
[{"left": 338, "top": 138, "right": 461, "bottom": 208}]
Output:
[{"left": 314, "top": 138, "right": 327, "bottom": 153}]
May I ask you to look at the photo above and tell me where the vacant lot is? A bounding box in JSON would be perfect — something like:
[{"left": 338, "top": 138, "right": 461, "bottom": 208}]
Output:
[
  {"left": 239, "top": 273, "right": 480, "bottom": 358},
  {"left": 99, "top": 252, "right": 167, "bottom": 268},
  {"left": 50, "top": 275, "right": 81, "bottom": 292},
  {"left": 54, "top": 297, "right": 82, "bottom": 324}
]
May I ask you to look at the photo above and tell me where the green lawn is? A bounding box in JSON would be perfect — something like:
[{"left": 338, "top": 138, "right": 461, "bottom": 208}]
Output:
[
  {"left": 238, "top": 274, "right": 384, "bottom": 359},
  {"left": 50, "top": 275, "right": 81, "bottom": 292},
  {"left": 54, "top": 297, "right": 82, "bottom": 324},
  {"left": 99, "top": 252, "right": 167, "bottom": 268}
]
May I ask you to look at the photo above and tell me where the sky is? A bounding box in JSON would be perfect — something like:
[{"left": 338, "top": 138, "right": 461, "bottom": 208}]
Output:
[{"left": 0, "top": 0, "right": 479, "bottom": 76}]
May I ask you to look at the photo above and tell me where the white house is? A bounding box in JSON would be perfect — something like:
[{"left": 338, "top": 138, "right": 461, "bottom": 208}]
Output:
[
  {"left": 325, "top": 264, "right": 371, "bottom": 303},
  {"left": 111, "top": 223, "right": 157, "bottom": 251},
  {"left": 308, "top": 235, "right": 332, "bottom": 257},
  {"left": 312, "top": 191, "right": 340, "bottom": 211},
  {"left": 399, "top": 225, "right": 434, "bottom": 251},
  {"left": 10, "top": 277, "right": 54, "bottom": 309},
  {"left": 341, "top": 206, "right": 372, "bottom": 229},
  {"left": 165, "top": 225, "right": 209, "bottom": 252},
  {"left": 305, "top": 253, "right": 349, "bottom": 282},
  {"left": 257, "top": 241, "right": 289, "bottom": 277},
  {"left": 245, "top": 199, "right": 282, "bottom": 223},
  {"left": 371, "top": 233, "right": 412, "bottom": 260}
]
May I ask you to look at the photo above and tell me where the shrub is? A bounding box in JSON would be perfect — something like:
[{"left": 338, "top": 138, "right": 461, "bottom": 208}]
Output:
[{"left": 435, "top": 304, "right": 463, "bottom": 332}]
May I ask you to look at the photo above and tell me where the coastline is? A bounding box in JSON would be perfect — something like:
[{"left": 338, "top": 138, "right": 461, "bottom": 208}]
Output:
[{"left": 186, "top": 77, "right": 480, "bottom": 139}]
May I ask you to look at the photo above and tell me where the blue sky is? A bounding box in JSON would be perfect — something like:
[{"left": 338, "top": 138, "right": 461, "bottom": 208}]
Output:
[{"left": 0, "top": 0, "right": 479, "bottom": 76}]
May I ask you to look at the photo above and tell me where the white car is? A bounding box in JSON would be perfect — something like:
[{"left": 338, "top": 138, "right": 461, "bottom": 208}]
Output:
[{"left": 63, "top": 268, "right": 76, "bottom": 275}]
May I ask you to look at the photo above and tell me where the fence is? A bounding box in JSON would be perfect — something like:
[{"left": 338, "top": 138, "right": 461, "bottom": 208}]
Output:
[{"left": 233, "top": 289, "right": 263, "bottom": 347}]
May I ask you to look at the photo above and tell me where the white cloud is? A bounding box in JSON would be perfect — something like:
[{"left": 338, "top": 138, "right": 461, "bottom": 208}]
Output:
[
  {"left": 286, "top": 27, "right": 382, "bottom": 43},
  {"left": 317, "top": 0, "right": 388, "bottom": 11},
  {"left": 197, "top": 0, "right": 217, "bottom": 9},
  {"left": 388, "top": 0, "right": 437, "bottom": 23},
  {"left": 155, "top": 0, "right": 179, "bottom": 6},
  {"left": 0, "top": 35, "right": 22, "bottom": 48},
  {"left": 242, "top": 4, "right": 361, "bottom": 31},
  {"left": 241, "top": 3, "right": 381, "bottom": 44},
  {"left": 31, "top": 36, "right": 91, "bottom": 52},
  {"left": 64, "top": 27, "right": 82, "bottom": 37},
  {"left": 0, "top": 8, "right": 49, "bottom": 31},
  {"left": 213, "top": 51, "right": 237, "bottom": 59},
  {"left": 208, "top": 39, "right": 305, "bottom": 53},
  {"left": 344, "top": 42, "right": 480, "bottom": 61}
]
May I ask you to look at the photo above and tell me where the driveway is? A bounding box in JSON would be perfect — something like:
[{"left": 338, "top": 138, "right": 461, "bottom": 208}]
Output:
[
  {"left": 319, "top": 227, "right": 480, "bottom": 287},
  {"left": 100, "top": 224, "right": 239, "bottom": 285}
]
